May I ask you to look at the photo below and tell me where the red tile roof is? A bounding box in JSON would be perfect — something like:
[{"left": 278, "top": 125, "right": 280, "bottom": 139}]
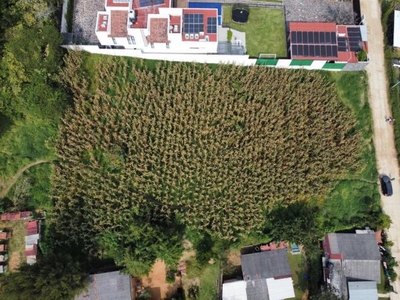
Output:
[
  {"left": 107, "top": 0, "right": 130, "bottom": 7},
  {"left": 109, "top": 10, "right": 129, "bottom": 37},
  {"left": 147, "top": 18, "right": 169, "bottom": 43},
  {"left": 1, "top": 211, "right": 31, "bottom": 221},
  {"left": 26, "top": 221, "right": 38, "bottom": 236},
  {"left": 290, "top": 22, "right": 336, "bottom": 32},
  {"left": 0, "top": 232, "right": 9, "bottom": 240},
  {"left": 25, "top": 244, "right": 38, "bottom": 257}
]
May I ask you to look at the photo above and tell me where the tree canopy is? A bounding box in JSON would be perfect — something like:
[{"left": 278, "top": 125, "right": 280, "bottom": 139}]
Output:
[{"left": 0, "top": 255, "right": 87, "bottom": 300}]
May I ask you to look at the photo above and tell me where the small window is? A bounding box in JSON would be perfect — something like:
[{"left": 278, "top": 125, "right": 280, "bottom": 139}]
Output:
[{"left": 112, "top": 38, "right": 117, "bottom": 45}]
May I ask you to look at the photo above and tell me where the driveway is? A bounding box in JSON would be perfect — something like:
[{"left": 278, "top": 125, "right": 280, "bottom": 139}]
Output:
[{"left": 361, "top": 0, "right": 400, "bottom": 297}]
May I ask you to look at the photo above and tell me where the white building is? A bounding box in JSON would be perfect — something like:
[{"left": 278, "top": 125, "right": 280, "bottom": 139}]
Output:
[
  {"left": 394, "top": 10, "right": 400, "bottom": 48},
  {"left": 94, "top": 0, "right": 219, "bottom": 54}
]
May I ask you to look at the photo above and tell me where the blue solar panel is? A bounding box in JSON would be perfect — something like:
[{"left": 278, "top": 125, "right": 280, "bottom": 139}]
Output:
[
  {"left": 153, "top": 0, "right": 165, "bottom": 5},
  {"left": 139, "top": 0, "right": 151, "bottom": 7},
  {"left": 183, "top": 14, "right": 204, "bottom": 34},
  {"left": 207, "top": 17, "right": 217, "bottom": 33}
]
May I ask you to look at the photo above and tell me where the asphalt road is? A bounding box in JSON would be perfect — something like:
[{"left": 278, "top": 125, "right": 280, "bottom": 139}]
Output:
[{"left": 361, "top": 0, "right": 400, "bottom": 298}]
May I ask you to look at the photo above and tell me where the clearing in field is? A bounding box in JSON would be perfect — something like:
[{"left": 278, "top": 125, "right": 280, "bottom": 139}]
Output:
[
  {"left": 0, "top": 220, "right": 27, "bottom": 271},
  {"left": 222, "top": 5, "right": 286, "bottom": 57},
  {"left": 52, "top": 52, "right": 364, "bottom": 276}
]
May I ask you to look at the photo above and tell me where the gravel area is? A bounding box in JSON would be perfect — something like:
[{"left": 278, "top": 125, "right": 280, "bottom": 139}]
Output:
[
  {"left": 283, "top": 0, "right": 354, "bottom": 24},
  {"left": 73, "top": 0, "right": 105, "bottom": 44}
]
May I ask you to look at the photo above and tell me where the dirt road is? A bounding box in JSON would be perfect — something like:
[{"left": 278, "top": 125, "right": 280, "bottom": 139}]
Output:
[
  {"left": 361, "top": 0, "right": 400, "bottom": 297},
  {"left": 0, "top": 160, "right": 51, "bottom": 199}
]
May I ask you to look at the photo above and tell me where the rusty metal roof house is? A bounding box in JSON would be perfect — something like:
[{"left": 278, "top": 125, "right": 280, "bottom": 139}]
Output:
[
  {"left": 1, "top": 211, "right": 32, "bottom": 221},
  {"left": 75, "top": 271, "right": 132, "bottom": 300}
]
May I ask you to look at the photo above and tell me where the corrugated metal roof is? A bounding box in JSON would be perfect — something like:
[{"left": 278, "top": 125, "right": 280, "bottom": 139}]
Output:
[
  {"left": 222, "top": 280, "right": 248, "bottom": 300},
  {"left": 241, "top": 249, "right": 292, "bottom": 280},
  {"left": 328, "top": 233, "right": 381, "bottom": 261},
  {"left": 246, "top": 279, "right": 269, "bottom": 300},
  {"left": 348, "top": 281, "right": 378, "bottom": 300},
  {"left": 75, "top": 271, "right": 132, "bottom": 300},
  {"left": 266, "top": 277, "right": 295, "bottom": 300}
]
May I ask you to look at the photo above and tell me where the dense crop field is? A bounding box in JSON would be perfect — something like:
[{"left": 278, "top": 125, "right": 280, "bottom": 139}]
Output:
[{"left": 52, "top": 52, "right": 363, "bottom": 274}]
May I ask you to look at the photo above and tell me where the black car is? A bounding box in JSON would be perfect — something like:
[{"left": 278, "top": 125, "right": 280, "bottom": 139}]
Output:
[{"left": 380, "top": 175, "right": 393, "bottom": 196}]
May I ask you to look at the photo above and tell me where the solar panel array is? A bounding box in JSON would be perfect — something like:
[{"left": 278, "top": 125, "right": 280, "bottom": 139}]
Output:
[
  {"left": 290, "top": 31, "right": 337, "bottom": 44},
  {"left": 153, "top": 0, "right": 165, "bottom": 4},
  {"left": 139, "top": 0, "right": 151, "bottom": 7},
  {"left": 338, "top": 37, "right": 347, "bottom": 52},
  {"left": 183, "top": 14, "right": 204, "bottom": 34},
  {"left": 207, "top": 17, "right": 217, "bottom": 34},
  {"left": 347, "top": 27, "right": 363, "bottom": 52},
  {"left": 290, "top": 31, "right": 338, "bottom": 58}
]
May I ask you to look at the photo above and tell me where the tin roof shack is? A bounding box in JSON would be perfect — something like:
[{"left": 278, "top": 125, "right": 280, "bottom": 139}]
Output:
[{"left": 75, "top": 271, "right": 132, "bottom": 300}]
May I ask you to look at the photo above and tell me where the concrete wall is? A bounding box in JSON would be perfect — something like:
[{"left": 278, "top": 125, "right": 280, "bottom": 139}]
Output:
[{"left": 66, "top": 46, "right": 367, "bottom": 70}]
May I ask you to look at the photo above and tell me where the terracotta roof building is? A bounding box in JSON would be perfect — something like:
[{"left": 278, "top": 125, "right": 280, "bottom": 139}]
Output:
[{"left": 1, "top": 211, "right": 32, "bottom": 221}]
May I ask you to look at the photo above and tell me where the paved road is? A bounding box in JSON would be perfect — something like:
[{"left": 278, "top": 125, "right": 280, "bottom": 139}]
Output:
[{"left": 361, "top": 0, "right": 400, "bottom": 298}]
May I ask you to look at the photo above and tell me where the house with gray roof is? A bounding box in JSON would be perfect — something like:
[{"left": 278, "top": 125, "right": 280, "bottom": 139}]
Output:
[
  {"left": 223, "top": 248, "right": 295, "bottom": 300},
  {"left": 323, "top": 232, "right": 381, "bottom": 300},
  {"left": 75, "top": 271, "right": 132, "bottom": 300}
]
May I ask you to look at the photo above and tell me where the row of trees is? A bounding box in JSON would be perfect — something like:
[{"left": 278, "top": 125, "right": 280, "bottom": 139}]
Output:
[{"left": 51, "top": 52, "right": 364, "bottom": 275}]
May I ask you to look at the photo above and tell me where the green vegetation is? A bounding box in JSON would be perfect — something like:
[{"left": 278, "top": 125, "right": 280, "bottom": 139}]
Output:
[
  {"left": 0, "top": 0, "right": 67, "bottom": 180},
  {"left": 382, "top": 0, "right": 400, "bottom": 153},
  {"left": 287, "top": 253, "right": 306, "bottom": 299},
  {"left": 52, "top": 51, "right": 364, "bottom": 275},
  {"left": 0, "top": 255, "right": 88, "bottom": 300},
  {"left": 222, "top": 6, "right": 286, "bottom": 57}
]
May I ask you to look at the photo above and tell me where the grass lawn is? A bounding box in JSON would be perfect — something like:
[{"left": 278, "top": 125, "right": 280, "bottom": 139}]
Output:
[
  {"left": 185, "top": 259, "right": 220, "bottom": 300},
  {"left": 319, "top": 71, "right": 380, "bottom": 232},
  {"left": 287, "top": 252, "right": 306, "bottom": 299},
  {"left": 222, "top": 6, "right": 286, "bottom": 58}
]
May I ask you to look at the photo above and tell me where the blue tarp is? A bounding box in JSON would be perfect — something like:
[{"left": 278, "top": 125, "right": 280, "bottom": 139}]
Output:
[{"left": 188, "top": 2, "right": 222, "bottom": 25}]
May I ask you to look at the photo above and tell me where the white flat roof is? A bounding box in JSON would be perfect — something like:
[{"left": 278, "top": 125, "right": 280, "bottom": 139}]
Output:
[
  {"left": 394, "top": 10, "right": 400, "bottom": 47},
  {"left": 222, "top": 281, "right": 247, "bottom": 300},
  {"left": 266, "top": 277, "right": 295, "bottom": 300}
]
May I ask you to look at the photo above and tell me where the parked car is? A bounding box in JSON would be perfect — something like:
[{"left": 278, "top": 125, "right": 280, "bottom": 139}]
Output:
[{"left": 380, "top": 175, "right": 393, "bottom": 196}]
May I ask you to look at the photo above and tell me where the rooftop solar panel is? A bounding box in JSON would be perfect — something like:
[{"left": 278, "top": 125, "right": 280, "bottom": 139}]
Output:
[
  {"left": 327, "top": 45, "right": 332, "bottom": 57},
  {"left": 325, "top": 32, "right": 330, "bottom": 44},
  {"left": 303, "top": 45, "right": 309, "bottom": 56},
  {"left": 338, "top": 46, "right": 347, "bottom": 52},
  {"left": 303, "top": 31, "right": 308, "bottom": 43},
  {"left": 183, "top": 14, "right": 204, "bottom": 34},
  {"left": 298, "top": 45, "right": 303, "bottom": 56},
  {"left": 139, "top": 0, "right": 151, "bottom": 7},
  {"left": 291, "top": 32, "right": 297, "bottom": 43},
  {"left": 297, "top": 31, "right": 302, "bottom": 43},
  {"left": 315, "top": 45, "right": 320, "bottom": 56},
  {"left": 309, "top": 45, "right": 314, "bottom": 56},
  {"left": 321, "top": 45, "right": 326, "bottom": 57},
  {"left": 207, "top": 17, "right": 217, "bottom": 33},
  {"left": 319, "top": 32, "right": 325, "bottom": 44},
  {"left": 314, "top": 32, "right": 319, "bottom": 44},
  {"left": 292, "top": 44, "right": 297, "bottom": 56},
  {"left": 308, "top": 32, "right": 313, "bottom": 44},
  {"left": 347, "top": 27, "right": 361, "bottom": 33},
  {"left": 153, "top": 0, "right": 165, "bottom": 5},
  {"left": 331, "top": 32, "right": 336, "bottom": 44},
  {"left": 332, "top": 46, "right": 338, "bottom": 57}
]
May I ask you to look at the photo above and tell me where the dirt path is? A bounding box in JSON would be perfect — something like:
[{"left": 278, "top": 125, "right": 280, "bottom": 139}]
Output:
[
  {"left": 361, "top": 0, "right": 400, "bottom": 297},
  {"left": 0, "top": 160, "right": 52, "bottom": 199}
]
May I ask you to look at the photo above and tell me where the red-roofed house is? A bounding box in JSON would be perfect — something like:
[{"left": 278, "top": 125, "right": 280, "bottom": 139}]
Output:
[
  {"left": 1, "top": 211, "right": 32, "bottom": 221},
  {"left": 26, "top": 220, "right": 39, "bottom": 236},
  {"left": 0, "top": 232, "right": 10, "bottom": 240},
  {"left": 289, "top": 22, "right": 367, "bottom": 63},
  {"left": 25, "top": 221, "right": 40, "bottom": 265},
  {"left": 94, "top": 0, "right": 219, "bottom": 54}
]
